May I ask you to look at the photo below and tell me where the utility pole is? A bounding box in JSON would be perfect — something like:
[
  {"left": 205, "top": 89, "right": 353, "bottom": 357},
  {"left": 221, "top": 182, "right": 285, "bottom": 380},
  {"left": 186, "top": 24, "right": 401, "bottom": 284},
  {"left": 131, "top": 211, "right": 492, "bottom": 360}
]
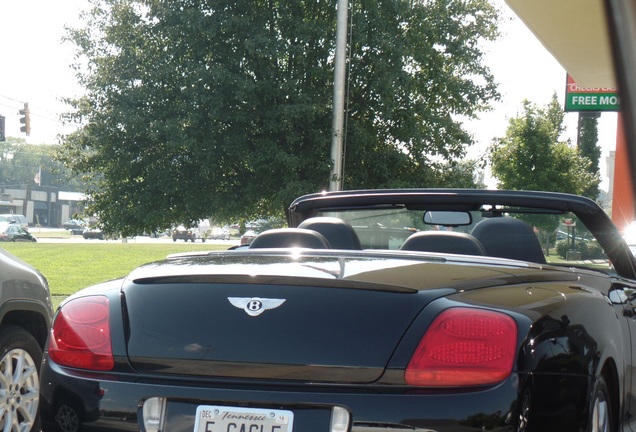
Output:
[{"left": 329, "top": 0, "right": 348, "bottom": 191}]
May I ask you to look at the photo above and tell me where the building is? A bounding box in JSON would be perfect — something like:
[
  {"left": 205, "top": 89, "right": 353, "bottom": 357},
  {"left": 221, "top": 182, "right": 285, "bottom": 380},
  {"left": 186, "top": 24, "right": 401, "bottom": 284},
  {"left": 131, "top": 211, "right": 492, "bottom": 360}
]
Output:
[{"left": 0, "top": 186, "right": 84, "bottom": 228}]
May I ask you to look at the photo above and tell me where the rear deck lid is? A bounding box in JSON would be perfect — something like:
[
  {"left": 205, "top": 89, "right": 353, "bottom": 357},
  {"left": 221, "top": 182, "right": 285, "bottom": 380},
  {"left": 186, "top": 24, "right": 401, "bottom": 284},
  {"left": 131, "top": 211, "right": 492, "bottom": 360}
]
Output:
[{"left": 122, "top": 253, "right": 538, "bottom": 383}]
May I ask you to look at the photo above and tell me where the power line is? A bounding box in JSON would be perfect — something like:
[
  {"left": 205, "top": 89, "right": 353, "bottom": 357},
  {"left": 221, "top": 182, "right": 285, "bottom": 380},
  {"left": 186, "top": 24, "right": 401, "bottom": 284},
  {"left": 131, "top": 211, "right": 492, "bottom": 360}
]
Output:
[
  {"left": 0, "top": 101, "right": 18, "bottom": 111},
  {"left": 0, "top": 95, "right": 24, "bottom": 105}
]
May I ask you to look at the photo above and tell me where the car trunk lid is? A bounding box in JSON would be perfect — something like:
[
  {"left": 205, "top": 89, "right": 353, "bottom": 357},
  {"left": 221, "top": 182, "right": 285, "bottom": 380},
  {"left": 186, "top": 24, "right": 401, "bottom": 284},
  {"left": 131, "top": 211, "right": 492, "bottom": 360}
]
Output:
[{"left": 122, "top": 253, "right": 569, "bottom": 383}]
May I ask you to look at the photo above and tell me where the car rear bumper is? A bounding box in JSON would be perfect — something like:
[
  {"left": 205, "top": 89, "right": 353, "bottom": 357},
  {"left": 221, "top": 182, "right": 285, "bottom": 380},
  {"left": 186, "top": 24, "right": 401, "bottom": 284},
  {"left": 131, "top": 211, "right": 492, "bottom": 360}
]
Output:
[{"left": 39, "top": 361, "right": 592, "bottom": 432}]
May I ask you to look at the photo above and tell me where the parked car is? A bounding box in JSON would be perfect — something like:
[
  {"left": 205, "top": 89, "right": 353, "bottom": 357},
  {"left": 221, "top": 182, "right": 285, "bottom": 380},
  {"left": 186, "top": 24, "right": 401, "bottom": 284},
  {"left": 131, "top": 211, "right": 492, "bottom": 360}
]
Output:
[
  {"left": 239, "top": 229, "right": 258, "bottom": 245},
  {"left": 209, "top": 226, "right": 231, "bottom": 240},
  {"left": 0, "top": 248, "right": 53, "bottom": 432},
  {"left": 62, "top": 219, "right": 83, "bottom": 230},
  {"left": 63, "top": 219, "right": 86, "bottom": 235},
  {"left": 39, "top": 189, "right": 636, "bottom": 432},
  {"left": 0, "top": 223, "right": 37, "bottom": 242},
  {"left": 172, "top": 225, "right": 205, "bottom": 242},
  {"left": 0, "top": 213, "right": 28, "bottom": 230},
  {"left": 82, "top": 228, "right": 105, "bottom": 240}
]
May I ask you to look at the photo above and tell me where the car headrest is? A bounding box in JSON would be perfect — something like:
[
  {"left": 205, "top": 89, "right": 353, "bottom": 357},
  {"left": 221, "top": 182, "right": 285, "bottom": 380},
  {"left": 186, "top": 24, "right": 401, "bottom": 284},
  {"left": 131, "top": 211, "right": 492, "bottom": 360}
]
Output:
[
  {"left": 471, "top": 217, "right": 546, "bottom": 263},
  {"left": 298, "top": 217, "right": 362, "bottom": 250},
  {"left": 248, "top": 228, "right": 331, "bottom": 249},
  {"left": 400, "top": 231, "right": 486, "bottom": 256}
]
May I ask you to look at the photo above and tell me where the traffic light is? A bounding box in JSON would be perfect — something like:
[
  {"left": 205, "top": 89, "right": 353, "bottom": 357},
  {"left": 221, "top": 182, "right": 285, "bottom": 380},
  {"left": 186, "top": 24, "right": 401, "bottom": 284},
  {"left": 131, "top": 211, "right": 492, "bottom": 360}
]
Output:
[
  {"left": 19, "top": 103, "right": 30, "bottom": 136},
  {"left": 0, "top": 116, "right": 5, "bottom": 142}
]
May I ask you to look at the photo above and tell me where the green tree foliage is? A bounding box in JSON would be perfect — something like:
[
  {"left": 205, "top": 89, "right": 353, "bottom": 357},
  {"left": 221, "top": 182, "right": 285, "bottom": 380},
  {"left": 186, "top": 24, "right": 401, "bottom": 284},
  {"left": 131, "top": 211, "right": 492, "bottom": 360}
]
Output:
[
  {"left": 59, "top": 0, "right": 500, "bottom": 236},
  {"left": 489, "top": 95, "right": 600, "bottom": 250},
  {"left": 490, "top": 95, "right": 599, "bottom": 195},
  {"left": 0, "top": 137, "right": 34, "bottom": 187},
  {"left": 577, "top": 114, "right": 601, "bottom": 200},
  {"left": 0, "top": 137, "right": 81, "bottom": 190}
]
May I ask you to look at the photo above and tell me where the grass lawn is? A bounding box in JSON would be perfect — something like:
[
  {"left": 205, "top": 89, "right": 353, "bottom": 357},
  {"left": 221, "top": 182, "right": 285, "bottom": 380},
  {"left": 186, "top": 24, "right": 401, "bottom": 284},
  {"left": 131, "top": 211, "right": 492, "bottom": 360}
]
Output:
[{"left": 1, "top": 243, "right": 228, "bottom": 297}]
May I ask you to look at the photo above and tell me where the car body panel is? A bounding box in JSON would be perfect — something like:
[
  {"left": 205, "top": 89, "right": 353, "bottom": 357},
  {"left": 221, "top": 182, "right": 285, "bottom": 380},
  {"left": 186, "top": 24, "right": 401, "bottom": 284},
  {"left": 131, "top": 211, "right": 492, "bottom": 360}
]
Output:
[
  {"left": 0, "top": 248, "right": 53, "bottom": 432},
  {"left": 41, "top": 358, "right": 524, "bottom": 432},
  {"left": 0, "top": 249, "right": 53, "bottom": 323}
]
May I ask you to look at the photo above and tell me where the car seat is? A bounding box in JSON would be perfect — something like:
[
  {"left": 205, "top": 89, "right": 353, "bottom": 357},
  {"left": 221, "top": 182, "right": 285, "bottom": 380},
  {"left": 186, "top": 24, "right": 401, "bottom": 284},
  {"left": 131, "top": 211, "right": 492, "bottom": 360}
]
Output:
[
  {"left": 471, "top": 217, "right": 546, "bottom": 263},
  {"left": 399, "top": 231, "right": 486, "bottom": 256},
  {"left": 298, "top": 217, "right": 362, "bottom": 250},
  {"left": 248, "top": 228, "right": 331, "bottom": 249}
]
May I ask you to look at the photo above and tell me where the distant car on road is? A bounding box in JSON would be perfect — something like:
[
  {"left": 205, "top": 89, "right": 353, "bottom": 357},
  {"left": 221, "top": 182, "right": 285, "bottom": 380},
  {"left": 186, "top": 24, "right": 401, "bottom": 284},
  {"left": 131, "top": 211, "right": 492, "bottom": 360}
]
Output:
[
  {"left": 172, "top": 225, "right": 205, "bottom": 242},
  {"left": 209, "top": 226, "right": 231, "bottom": 240},
  {"left": 63, "top": 219, "right": 86, "bottom": 235},
  {"left": 82, "top": 228, "right": 105, "bottom": 240},
  {"left": 239, "top": 229, "right": 258, "bottom": 245},
  {"left": 0, "top": 223, "right": 37, "bottom": 242},
  {"left": 63, "top": 218, "right": 84, "bottom": 230}
]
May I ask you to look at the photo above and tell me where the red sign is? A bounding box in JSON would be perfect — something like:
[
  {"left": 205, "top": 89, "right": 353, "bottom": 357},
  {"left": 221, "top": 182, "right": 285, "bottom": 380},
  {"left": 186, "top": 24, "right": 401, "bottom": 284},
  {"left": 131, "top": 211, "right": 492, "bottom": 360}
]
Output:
[{"left": 566, "top": 74, "right": 615, "bottom": 94}]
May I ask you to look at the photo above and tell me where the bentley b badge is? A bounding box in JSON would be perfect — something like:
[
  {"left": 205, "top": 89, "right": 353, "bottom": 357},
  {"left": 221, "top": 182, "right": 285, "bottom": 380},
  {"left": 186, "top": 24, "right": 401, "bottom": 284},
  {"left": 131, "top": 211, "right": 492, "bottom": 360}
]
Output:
[{"left": 228, "top": 297, "right": 286, "bottom": 316}]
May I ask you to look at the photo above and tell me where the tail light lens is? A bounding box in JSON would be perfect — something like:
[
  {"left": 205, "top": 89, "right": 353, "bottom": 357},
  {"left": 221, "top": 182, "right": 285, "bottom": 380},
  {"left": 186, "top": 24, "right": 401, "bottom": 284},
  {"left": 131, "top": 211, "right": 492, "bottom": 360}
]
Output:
[
  {"left": 405, "top": 308, "right": 517, "bottom": 387},
  {"left": 48, "top": 295, "right": 114, "bottom": 371}
]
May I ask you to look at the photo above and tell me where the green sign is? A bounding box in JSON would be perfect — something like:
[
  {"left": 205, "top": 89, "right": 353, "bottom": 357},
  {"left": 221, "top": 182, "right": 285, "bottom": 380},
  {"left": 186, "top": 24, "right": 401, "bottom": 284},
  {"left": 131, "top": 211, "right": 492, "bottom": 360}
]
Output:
[
  {"left": 565, "top": 92, "right": 620, "bottom": 112},
  {"left": 564, "top": 74, "right": 620, "bottom": 112}
]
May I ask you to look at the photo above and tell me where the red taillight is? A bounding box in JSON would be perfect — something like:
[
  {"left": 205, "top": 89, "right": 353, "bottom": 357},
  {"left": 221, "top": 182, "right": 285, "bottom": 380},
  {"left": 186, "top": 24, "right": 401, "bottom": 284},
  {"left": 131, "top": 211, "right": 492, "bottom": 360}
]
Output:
[
  {"left": 405, "top": 308, "right": 517, "bottom": 387},
  {"left": 48, "top": 296, "right": 114, "bottom": 371}
]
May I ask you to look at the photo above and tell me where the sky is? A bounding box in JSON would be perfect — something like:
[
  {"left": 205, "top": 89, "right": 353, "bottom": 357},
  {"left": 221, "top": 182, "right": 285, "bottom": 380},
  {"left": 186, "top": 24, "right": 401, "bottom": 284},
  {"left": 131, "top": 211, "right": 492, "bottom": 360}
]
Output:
[
  {"left": 0, "top": 0, "right": 86, "bottom": 142},
  {"left": 0, "top": 0, "right": 619, "bottom": 190}
]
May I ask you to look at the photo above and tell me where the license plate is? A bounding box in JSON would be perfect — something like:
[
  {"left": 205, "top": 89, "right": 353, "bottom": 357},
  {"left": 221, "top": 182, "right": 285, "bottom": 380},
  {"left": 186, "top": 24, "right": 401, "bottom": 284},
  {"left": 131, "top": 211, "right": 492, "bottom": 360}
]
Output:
[{"left": 194, "top": 405, "right": 294, "bottom": 432}]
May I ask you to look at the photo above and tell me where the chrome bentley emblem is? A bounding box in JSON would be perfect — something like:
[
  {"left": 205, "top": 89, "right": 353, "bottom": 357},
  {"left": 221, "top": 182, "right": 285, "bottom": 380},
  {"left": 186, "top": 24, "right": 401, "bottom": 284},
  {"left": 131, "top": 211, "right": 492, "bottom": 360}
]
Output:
[{"left": 228, "top": 297, "right": 286, "bottom": 317}]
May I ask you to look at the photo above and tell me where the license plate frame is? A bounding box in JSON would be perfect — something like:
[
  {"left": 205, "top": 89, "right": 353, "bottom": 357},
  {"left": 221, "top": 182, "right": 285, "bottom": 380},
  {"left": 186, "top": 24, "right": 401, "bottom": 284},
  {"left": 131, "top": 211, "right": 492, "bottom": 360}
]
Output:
[{"left": 193, "top": 405, "right": 294, "bottom": 432}]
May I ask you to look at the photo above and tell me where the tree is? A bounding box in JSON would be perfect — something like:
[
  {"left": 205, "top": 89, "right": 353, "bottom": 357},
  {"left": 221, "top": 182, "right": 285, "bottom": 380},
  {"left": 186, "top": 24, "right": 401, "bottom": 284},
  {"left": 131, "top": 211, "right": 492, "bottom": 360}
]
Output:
[
  {"left": 0, "top": 137, "right": 81, "bottom": 190},
  {"left": 59, "top": 0, "right": 500, "bottom": 236},
  {"left": 577, "top": 114, "right": 601, "bottom": 200},
  {"left": 490, "top": 95, "right": 599, "bottom": 195},
  {"left": 489, "top": 95, "right": 600, "bottom": 250}
]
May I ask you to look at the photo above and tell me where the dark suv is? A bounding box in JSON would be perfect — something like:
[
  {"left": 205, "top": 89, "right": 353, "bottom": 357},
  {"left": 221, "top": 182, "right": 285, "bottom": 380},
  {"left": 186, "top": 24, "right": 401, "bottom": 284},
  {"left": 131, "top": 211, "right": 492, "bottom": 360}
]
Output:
[{"left": 0, "top": 248, "right": 53, "bottom": 431}]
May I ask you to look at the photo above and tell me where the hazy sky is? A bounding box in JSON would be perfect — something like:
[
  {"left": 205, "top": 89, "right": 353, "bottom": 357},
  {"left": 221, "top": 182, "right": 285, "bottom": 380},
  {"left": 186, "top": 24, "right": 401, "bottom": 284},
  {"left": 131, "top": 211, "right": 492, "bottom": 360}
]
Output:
[
  {"left": 0, "top": 0, "right": 87, "bottom": 142},
  {"left": 0, "top": 0, "right": 618, "bottom": 188}
]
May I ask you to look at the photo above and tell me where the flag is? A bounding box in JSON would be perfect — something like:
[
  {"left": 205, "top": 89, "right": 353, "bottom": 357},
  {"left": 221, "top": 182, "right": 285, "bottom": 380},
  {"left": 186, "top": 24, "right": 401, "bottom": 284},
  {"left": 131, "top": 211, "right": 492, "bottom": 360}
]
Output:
[{"left": 34, "top": 168, "right": 41, "bottom": 186}]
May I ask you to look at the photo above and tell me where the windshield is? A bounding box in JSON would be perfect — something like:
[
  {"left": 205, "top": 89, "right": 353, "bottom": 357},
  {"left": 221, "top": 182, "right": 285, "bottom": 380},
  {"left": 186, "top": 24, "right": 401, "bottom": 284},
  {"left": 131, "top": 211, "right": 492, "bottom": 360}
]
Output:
[{"left": 319, "top": 207, "right": 611, "bottom": 272}]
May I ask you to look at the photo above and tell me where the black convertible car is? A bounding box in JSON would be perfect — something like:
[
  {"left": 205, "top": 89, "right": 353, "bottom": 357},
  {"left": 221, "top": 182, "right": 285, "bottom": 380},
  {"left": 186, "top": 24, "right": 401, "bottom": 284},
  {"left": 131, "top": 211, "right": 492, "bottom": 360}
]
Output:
[{"left": 40, "top": 189, "right": 636, "bottom": 432}]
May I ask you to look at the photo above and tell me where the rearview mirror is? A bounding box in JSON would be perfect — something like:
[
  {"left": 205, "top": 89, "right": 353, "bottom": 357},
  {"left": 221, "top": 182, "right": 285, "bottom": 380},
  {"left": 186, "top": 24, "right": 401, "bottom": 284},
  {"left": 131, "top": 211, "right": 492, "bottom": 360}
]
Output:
[{"left": 423, "top": 211, "right": 471, "bottom": 227}]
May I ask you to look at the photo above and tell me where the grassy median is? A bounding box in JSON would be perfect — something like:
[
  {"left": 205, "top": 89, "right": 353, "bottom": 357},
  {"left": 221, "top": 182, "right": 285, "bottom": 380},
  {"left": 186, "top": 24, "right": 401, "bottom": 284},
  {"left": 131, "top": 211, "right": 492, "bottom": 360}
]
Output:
[{"left": 1, "top": 242, "right": 228, "bottom": 297}]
